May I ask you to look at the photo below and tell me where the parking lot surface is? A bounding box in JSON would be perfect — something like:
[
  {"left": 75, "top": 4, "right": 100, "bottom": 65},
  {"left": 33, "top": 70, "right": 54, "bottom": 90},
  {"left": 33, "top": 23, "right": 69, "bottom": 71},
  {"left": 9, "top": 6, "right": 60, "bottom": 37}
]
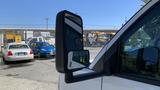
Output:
[
  {"left": 0, "top": 47, "right": 101, "bottom": 90},
  {"left": 0, "top": 58, "right": 58, "bottom": 90}
]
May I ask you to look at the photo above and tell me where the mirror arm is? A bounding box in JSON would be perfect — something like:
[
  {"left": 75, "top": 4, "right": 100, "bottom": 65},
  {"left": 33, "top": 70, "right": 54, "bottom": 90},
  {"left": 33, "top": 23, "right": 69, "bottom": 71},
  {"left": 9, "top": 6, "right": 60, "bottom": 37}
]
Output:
[
  {"left": 65, "top": 71, "right": 102, "bottom": 83},
  {"left": 65, "top": 72, "right": 73, "bottom": 83}
]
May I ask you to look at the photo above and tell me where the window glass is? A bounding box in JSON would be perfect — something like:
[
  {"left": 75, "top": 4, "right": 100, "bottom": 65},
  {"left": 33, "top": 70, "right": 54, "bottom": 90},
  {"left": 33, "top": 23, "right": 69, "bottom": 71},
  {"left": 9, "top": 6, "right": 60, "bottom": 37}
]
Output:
[
  {"left": 32, "top": 38, "right": 37, "bottom": 42},
  {"left": 38, "top": 42, "right": 50, "bottom": 46},
  {"left": 39, "top": 38, "right": 43, "bottom": 42},
  {"left": 4, "top": 46, "right": 7, "bottom": 49},
  {"left": 121, "top": 3, "right": 160, "bottom": 81},
  {"left": 29, "top": 38, "right": 37, "bottom": 46},
  {"left": 9, "top": 44, "right": 29, "bottom": 49}
]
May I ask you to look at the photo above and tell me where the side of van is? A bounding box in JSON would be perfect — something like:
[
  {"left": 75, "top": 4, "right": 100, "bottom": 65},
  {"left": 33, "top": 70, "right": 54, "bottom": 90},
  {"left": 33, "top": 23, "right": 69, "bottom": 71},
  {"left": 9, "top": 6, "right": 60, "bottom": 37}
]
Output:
[{"left": 56, "top": 0, "right": 160, "bottom": 90}]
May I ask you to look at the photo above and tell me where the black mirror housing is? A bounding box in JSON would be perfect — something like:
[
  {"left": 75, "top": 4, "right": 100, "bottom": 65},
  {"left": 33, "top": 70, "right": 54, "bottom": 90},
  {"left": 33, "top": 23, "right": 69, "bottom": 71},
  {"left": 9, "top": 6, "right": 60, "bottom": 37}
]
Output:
[{"left": 56, "top": 10, "right": 87, "bottom": 73}]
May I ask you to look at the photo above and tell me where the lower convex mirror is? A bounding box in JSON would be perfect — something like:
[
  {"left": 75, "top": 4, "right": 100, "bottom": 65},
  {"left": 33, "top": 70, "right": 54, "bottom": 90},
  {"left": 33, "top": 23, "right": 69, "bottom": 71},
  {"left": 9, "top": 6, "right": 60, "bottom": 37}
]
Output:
[{"left": 68, "top": 50, "right": 90, "bottom": 71}]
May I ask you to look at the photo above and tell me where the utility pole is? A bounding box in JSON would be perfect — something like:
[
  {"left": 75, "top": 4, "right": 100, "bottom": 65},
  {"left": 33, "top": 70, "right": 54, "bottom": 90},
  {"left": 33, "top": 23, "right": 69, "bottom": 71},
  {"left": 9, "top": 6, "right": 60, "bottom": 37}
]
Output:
[{"left": 46, "top": 17, "right": 49, "bottom": 30}]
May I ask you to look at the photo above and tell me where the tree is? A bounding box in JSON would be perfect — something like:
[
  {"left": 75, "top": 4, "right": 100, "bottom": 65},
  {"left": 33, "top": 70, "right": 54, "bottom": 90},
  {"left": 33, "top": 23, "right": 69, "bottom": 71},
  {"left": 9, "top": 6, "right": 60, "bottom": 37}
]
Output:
[{"left": 142, "top": 0, "right": 150, "bottom": 3}]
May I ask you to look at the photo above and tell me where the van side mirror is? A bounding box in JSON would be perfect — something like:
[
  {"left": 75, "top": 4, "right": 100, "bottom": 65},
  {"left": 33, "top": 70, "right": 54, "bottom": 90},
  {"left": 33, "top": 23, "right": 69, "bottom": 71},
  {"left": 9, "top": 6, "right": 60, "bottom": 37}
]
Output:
[
  {"left": 68, "top": 50, "right": 90, "bottom": 71},
  {"left": 56, "top": 10, "right": 90, "bottom": 73}
]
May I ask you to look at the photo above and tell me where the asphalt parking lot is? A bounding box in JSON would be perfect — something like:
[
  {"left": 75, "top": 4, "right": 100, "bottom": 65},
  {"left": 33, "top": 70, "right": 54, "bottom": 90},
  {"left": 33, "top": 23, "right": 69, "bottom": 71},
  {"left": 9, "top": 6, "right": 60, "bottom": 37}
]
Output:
[
  {"left": 0, "top": 47, "right": 101, "bottom": 90},
  {"left": 0, "top": 58, "right": 58, "bottom": 83}
]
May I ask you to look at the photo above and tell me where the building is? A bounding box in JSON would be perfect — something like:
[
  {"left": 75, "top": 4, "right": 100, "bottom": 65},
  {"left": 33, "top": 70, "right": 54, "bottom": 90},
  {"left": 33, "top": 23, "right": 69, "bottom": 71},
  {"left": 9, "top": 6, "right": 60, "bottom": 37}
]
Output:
[{"left": 0, "top": 28, "right": 118, "bottom": 50}]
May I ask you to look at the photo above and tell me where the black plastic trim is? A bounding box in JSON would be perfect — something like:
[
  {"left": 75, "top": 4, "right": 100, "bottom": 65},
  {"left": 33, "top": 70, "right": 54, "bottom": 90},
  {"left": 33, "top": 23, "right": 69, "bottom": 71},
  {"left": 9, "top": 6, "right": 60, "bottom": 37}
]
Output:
[
  {"left": 65, "top": 71, "right": 103, "bottom": 83},
  {"left": 56, "top": 10, "right": 84, "bottom": 73}
]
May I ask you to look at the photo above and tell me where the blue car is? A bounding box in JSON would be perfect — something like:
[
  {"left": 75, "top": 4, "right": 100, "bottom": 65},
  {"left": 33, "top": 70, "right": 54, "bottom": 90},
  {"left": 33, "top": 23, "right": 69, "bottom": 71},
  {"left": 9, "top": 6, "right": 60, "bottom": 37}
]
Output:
[{"left": 30, "top": 42, "right": 55, "bottom": 58}]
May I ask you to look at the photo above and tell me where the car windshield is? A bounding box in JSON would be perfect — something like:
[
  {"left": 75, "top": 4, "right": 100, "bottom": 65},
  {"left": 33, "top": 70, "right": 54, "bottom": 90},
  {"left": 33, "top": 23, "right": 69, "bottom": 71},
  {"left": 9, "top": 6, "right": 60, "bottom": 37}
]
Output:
[
  {"left": 9, "top": 44, "right": 29, "bottom": 49},
  {"left": 38, "top": 42, "right": 50, "bottom": 46}
]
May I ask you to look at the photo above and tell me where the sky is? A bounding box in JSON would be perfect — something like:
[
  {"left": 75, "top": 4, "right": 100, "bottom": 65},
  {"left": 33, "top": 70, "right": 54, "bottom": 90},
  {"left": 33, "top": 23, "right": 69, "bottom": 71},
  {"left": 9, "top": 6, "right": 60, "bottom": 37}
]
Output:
[{"left": 0, "top": 0, "right": 144, "bottom": 29}]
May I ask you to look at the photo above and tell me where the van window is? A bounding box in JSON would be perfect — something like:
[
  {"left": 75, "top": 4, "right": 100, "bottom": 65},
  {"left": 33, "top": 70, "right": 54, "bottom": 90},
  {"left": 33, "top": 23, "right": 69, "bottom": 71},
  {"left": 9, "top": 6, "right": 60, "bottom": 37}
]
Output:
[
  {"left": 39, "top": 38, "right": 43, "bottom": 42},
  {"left": 29, "top": 38, "right": 37, "bottom": 45},
  {"left": 32, "top": 38, "right": 37, "bottom": 42},
  {"left": 120, "top": 2, "right": 160, "bottom": 82}
]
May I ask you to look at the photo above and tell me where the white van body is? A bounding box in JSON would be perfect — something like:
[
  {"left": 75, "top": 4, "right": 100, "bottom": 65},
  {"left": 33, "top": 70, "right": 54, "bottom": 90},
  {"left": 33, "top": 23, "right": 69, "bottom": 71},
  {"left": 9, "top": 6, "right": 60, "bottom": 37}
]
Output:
[
  {"left": 27, "top": 37, "right": 46, "bottom": 45},
  {"left": 58, "top": 0, "right": 160, "bottom": 90}
]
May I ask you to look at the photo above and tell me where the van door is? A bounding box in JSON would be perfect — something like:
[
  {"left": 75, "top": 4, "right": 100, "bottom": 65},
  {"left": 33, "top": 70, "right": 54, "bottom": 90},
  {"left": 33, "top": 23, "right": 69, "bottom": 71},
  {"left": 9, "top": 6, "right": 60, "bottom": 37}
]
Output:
[
  {"left": 59, "top": 74, "right": 102, "bottom": 90},
  {"left": 102, "top": 0, "right": 160, "bottom": 90},
  {"left": 57, "top": 1, "right": 160, "bottom": 90}
]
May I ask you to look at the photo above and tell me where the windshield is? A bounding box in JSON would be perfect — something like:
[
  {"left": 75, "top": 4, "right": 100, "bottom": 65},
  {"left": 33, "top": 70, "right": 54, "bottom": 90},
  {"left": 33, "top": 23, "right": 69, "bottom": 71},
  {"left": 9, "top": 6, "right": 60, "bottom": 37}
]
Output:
[
  {"left": 9, "top": 44, "right": 29, "bottom": 49},
  {"left": 38, "top": 42, "right": 50, "bottom": 46}
]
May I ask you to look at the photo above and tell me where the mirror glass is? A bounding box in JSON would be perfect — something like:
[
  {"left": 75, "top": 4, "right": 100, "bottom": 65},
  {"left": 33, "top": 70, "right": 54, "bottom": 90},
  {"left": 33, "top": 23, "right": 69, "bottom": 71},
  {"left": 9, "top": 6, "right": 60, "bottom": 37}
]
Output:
[{"left": 68, "top": 50, "right": 90, "bottom": 70}]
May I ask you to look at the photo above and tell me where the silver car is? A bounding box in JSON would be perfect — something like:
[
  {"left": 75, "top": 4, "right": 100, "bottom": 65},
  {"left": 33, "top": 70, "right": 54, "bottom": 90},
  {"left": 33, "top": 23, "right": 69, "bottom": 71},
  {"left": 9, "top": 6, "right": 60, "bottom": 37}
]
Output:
[{"left": 2, "top": 43, "right": 34, "bottom": 64}]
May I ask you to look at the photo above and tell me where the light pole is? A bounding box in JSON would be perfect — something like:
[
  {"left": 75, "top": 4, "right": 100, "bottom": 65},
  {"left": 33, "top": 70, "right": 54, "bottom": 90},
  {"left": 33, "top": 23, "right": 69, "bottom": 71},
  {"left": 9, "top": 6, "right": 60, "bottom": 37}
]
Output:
[{"left": 46, "top": 17, "right": 49, "bottom": 30}]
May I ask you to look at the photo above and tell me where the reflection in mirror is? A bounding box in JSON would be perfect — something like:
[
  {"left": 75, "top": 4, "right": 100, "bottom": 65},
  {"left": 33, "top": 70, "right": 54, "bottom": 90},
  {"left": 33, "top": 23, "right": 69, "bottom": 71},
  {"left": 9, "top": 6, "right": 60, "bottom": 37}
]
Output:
[
  {"left": 67, "top": 50, "right": 90, "bottom": 71},
  {"left": 65, "top": 13, "right": 82, "bottom": 26}
]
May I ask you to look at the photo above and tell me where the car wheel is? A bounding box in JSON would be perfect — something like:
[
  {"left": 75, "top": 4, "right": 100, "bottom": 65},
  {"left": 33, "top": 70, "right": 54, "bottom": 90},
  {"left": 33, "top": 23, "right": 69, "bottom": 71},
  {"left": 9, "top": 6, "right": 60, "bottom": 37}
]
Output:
[
  {"left": 29, "top": 59, "right": 35, "bottom": 62},
  {"left": 38, "top": 53, "right": 41, "bottom": 58},
  {"left": 2, "top": 57, "right": 9, "bottom": 64}
]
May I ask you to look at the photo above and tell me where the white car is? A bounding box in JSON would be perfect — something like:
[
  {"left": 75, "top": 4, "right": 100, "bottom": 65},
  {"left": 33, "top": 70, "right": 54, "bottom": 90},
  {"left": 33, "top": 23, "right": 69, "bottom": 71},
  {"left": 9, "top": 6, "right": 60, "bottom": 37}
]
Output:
[{"left": 2, "top": 43, "right": 34, "bottom": 64}]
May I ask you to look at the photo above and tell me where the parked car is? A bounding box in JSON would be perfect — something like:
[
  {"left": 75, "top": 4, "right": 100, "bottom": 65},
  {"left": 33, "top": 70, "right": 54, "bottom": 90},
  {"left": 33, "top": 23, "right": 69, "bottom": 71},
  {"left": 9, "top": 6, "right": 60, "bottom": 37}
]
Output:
[
  {"left": 2, "top": 43, "right": 34, "bottom": 64},
  {"left": 30, "top": 42, "right": 55, "bottom": 58}
]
